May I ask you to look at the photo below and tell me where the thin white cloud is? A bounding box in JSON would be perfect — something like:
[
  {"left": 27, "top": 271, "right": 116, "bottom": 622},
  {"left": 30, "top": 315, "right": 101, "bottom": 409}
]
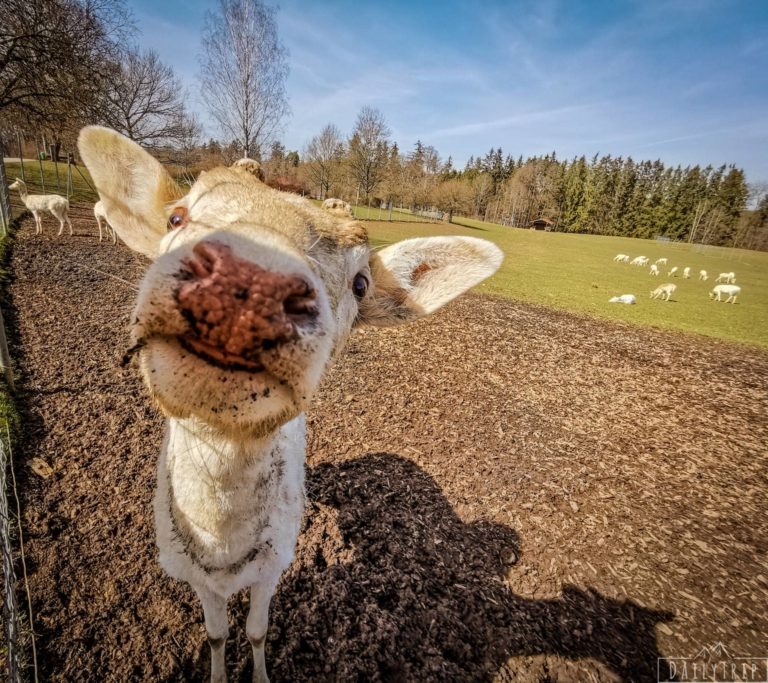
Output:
[{"left": 424, "top": 104, "right": 599, "bottom": 139}]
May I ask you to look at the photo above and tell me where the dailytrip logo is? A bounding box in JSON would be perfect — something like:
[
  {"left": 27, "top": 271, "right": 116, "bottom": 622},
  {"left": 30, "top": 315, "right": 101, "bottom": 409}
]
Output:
[{"left": 659, "top": 643, "right": 768, "bottom": 682}]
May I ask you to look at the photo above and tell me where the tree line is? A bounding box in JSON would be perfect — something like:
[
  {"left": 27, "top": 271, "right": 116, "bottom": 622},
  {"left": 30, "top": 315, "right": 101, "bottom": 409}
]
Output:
[
  {"left": 1, "top": 0, "right": 765, "bottom": 249},
  {"left": 291, "top": 108, "right": 765, "bottom": 249}
]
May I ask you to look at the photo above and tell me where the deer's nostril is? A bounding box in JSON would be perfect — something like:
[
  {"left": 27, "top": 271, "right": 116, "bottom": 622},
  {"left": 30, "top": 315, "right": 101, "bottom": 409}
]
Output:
[{"left": 283, "top": 284, "right": 318, "bottom": 320}]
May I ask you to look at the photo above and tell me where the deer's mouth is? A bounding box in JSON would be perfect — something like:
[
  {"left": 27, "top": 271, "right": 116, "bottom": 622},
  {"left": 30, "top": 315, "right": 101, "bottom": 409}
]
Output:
[{"left": 178, "top": 335, "right": 266, "bottom": 372}]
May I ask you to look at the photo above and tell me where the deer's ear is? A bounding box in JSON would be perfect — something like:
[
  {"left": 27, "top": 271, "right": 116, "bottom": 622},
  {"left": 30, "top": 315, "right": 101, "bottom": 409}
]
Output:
[
  {"left": 359, "top": 236, "right": 503, "bottom": 327},
  {"left": 78, "top": 126, "right": 183, "bottom": 258}
]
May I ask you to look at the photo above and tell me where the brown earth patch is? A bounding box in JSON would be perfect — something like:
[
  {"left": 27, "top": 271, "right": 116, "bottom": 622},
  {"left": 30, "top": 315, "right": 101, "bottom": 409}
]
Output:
[{"left": 4, "top": 214, "right": 768, "bottom": 682}]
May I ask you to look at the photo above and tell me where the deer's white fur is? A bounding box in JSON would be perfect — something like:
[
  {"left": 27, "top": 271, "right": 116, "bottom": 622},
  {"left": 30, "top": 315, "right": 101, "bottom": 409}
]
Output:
[
  {"left": 715, "top": 271, "right": 736, "bottom": 284},
  {"left": 668, "top": 266, "right": 678, "bottom": 277},
  {"left": 78, "top": 126, "right": 503, "bottom": 683},
  {"left": 9, "top": 178, "right": 72, "bottom": 235},
  {"left": 683, "top": 266, "right": 691, "bottom": 279},
  {"left": 650, "top": 283, "right": 676, "bottom": 301},
  {"left": 710, "top": 284, "right": 740, "bottom": 303},
  {"left": 699, "top": 270, "right": 708, "bottom": 281},
  {"left": 93, "top": 200, "right": 116, "bottom": 243},
  {"left": 655, "top": 257, "right": 668, "bottom": 265},
  {"left": 322, "top": 197, "right": 353, "bottom": 217},
  {"left": 630, "top": 255, "right": 648, "bottom": 266},
  {"left": 649, "top": 264, "right": 659, "bottom": 276},
  {"left": 609, "top": 294, "right": 636, "bottom": 304}
]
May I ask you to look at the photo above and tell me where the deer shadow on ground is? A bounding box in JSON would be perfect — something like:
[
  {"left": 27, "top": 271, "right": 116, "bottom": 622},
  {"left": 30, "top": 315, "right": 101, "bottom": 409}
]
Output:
[{"left": 256, "top": 453, "right": 673, "bottom": 682}]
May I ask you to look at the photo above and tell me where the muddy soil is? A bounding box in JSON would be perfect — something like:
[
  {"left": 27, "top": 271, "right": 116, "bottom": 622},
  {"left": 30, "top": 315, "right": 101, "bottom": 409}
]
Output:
[{"left": 5, "top": 215, "right": 768, "bottom": 682}]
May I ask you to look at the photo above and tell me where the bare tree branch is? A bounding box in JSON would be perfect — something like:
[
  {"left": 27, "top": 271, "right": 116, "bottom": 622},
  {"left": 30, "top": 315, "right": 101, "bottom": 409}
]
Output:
[
  {"left": 304, "top": 124, "right": 344, "bottom": 199},
  {"left": 100, "top": 48, "right": 201, "bottom": 148},
  {"left": 199, "top": 0, "right": 290, "bottom": 158}
]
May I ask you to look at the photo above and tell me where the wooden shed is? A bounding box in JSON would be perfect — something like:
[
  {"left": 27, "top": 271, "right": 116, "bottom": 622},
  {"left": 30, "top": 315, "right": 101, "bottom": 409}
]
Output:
[{"left": 529, "top": 217, "right": 555, "bottom": 231}]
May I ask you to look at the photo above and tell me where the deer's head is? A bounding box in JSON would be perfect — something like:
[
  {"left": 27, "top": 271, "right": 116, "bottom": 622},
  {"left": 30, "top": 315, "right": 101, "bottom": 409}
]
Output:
[{"left": 78, "top": 127, "right": 502, "bottom": 437}]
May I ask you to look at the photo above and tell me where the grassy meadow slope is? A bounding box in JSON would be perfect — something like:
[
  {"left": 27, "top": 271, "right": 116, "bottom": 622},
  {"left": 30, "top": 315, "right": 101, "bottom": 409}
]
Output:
[
  {"left": 363, "top": 218, "right": 768, "bottom": 348},
  {"left": 4, "top": 163, "right": 764, "bottom": 346}
]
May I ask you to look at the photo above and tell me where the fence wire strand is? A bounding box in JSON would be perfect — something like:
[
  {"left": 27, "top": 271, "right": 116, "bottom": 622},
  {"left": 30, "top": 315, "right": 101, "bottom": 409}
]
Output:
[
  {"left": 0, "top": 429, "right": 22, "bottom": 681},
  {"left": 7, "top": 421, "right": 38, "bottom": 683}
]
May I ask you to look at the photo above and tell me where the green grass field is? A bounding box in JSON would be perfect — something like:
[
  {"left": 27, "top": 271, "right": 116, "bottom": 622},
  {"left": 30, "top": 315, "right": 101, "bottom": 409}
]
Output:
[
  {"left": 4, "top": 159, "right": 99, "bottom": 212},
  {"left": 308, "top": 199, "right": 433, "bottom": 223},
  {"left": 5, "top": 163, "right": 765, "bottom": 347},
  {"left": 363, "top": 219, "right": 768, "bottom": 348}
]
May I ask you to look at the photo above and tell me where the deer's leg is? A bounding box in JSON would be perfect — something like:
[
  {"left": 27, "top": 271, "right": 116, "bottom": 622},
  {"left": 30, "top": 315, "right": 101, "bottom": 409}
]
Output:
[
  {"left": 56, "top": 212, "right": 64, "bottom": 236},
  {"left": 246, "top": 578, "right": 280, "bottom": 683},
  {"left": 66, "top": 212, "right": 73, "bottom": 235},
  {"left": 96, "top": 215, "right": 104, "bottom": 242},
  {"left": 195, "top": 584, "right": 229, "bottom": 683}
]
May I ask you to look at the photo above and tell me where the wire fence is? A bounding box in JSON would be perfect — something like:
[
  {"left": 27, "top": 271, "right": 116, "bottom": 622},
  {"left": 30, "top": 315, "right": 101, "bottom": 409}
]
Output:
[
  {"left": 0, "top": 150, "right": 37, "bottom": 683},
  {"left": 0, "top": 430, "right": 22, "bottom": 681},
  {"left": 3, "top": 132, "right": 99, "bottom": 228}
]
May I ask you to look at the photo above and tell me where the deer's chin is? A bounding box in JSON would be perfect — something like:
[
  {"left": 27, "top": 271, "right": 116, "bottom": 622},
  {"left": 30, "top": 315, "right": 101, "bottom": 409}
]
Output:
[{"left": 138, "top": 337, "right": 307, "bottom": 433}]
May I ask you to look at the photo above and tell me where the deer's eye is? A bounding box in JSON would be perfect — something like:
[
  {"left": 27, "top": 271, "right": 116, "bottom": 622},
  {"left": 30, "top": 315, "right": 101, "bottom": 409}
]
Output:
[
  {"left": 168, "top": 207, "right": 188, "bottom": 230},
  {"left": 352, "top": 273, "right": 369, "bottom": 299}
]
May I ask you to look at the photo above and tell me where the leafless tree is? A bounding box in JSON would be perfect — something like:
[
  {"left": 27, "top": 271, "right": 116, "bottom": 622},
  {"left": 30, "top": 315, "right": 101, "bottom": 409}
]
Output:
[
  {"left": 101, "top": 48, "right": 200, "bottom": 147},
  {"left": 0, "top": 0, "right": 132, "bottom": 131},
  {"left": 304, "top": 124, "right": 344, "bottom": 199},
  {"left": 432, "top": 178, "right": 472, "bottom": 223},
  {"left": 199, "top": 0, "right": 289, "bottom": 158},
  {"left": 347, "top": 106, "right": 390, "bottom": 204}
]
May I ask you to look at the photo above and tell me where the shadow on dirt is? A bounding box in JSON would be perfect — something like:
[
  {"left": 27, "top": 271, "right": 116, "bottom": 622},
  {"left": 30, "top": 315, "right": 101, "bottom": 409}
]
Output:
[{"left": 260, "top": 453, "right": 673, "bottom": 682}]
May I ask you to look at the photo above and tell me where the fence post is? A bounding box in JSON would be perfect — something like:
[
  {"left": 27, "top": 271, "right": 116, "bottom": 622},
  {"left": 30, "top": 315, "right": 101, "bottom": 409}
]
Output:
[
  {"left": 53, "top": 149, "right": 61, "bottom": 192},
  {"left": 0, "top": 147, "right": 12, "bottom": 236},
  {"left": 36, "top": 141, "right": 45, "bottom": 193},
  {"left": 0, "top": 307, "right": 13, "bottom": 392},
  {"left": 16, "top": 131, "right": 25, "bottom": 183}
]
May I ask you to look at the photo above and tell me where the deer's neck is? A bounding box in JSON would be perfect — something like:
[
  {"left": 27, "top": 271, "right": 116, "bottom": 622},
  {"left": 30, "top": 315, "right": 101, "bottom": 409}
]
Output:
[{"left": 161, "top": 414, "right": 305, "bottom": 553}]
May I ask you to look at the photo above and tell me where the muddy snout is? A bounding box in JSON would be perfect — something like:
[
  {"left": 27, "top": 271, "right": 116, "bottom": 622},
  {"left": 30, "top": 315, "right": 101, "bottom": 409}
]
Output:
[{"left": 176, "top": 240, "right": 317, "bottom": 368}]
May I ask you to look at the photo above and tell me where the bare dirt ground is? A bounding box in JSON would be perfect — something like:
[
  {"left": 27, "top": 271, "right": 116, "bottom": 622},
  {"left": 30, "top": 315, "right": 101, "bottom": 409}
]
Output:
[{"left": 5, "top": 214, "right": 768, "bottom": 682}]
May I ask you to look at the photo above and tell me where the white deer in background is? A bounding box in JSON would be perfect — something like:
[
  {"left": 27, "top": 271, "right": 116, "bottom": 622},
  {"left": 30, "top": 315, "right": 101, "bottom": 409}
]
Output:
[
  {"left": 94, "top": 200, "right": 117, "bottom": 243},
  {"left": 651, "top": 283, "right": 677, "bottom": 301},
  {"left": 710, "top": 284, "right": 741, "bottom": 303},
  {"left": 9, "top": 178, "right": 72, "bottom": 235},
  {"left": 79, "top": 127, "right": 502, "bottom": 683}
]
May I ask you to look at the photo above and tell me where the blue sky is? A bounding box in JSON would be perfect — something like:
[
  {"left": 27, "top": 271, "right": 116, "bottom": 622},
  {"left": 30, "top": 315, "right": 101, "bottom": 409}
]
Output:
[{"left": 130, "top": 0, "right": 768, "bottom": 182}]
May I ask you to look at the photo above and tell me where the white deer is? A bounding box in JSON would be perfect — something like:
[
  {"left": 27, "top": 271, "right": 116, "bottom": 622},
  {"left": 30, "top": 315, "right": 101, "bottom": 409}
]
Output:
[
  {"left": 710, "top": 284, "right": 741, "bottom": 303},
  {"left": 94, "top": 200, "right": 116, "bottom": 243},
  {"left": 78, "top": 127, "right": 503, "bottom": 683},
  {"left": 8, "top": 178, "right": 72, "bottom": 235},
  {"left": 715, "top": 272, "right": 736, "bottom": 284},
  {"left": 650, "top": 283, "right": 676, "bottom": 301}
]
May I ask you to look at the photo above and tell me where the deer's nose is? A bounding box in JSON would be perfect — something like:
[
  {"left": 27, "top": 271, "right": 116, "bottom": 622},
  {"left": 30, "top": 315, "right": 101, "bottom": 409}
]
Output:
[{"left": 177, "top": 240, "right": 316, "bottom": 364}]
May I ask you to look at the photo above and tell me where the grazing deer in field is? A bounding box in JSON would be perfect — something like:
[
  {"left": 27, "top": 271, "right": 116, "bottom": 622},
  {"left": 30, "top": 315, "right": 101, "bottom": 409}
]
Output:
[
  {"left": 710, "top": 284, "right": 741, "bottom": 303},
  {"left": 78, "top": 127, "right": 502, "bottom": 683},
  {"left": 650, "top": 283, "right": 676, "bottom": 301},
  {"left": 9, "top": 178, "right": 72, "bottom": 235}
]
